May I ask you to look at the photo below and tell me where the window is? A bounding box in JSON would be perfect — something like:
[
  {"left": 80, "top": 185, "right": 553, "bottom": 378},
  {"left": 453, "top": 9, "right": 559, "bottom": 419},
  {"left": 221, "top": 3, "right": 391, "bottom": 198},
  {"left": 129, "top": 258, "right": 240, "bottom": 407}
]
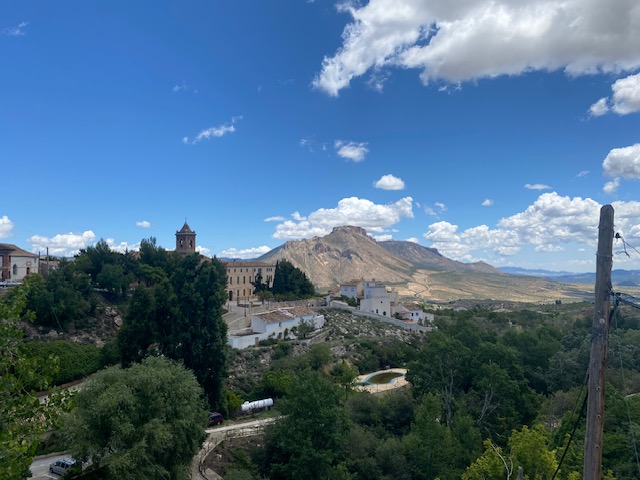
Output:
[
  {"left": 243, "top": 276, "right": 246, "bottom": 284},
  {"left": 230, "top": 277, "right": 233, "bottom": 284},
  {"left": 189, "top": 239, "right": 193, "bottom": 248},
  {"left": 180, "top": 238, "right": 184, "bottom": 246},
  {"left": 13, "top": 264, "right": 17, "bottom": 275}
]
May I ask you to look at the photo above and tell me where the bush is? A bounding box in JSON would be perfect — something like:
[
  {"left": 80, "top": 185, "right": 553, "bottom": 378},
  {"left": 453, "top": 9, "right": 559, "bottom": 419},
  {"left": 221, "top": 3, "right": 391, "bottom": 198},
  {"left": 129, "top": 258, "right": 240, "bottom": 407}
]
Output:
[{"left": 22, "top": 340, "right": 102, "bottom": 386}]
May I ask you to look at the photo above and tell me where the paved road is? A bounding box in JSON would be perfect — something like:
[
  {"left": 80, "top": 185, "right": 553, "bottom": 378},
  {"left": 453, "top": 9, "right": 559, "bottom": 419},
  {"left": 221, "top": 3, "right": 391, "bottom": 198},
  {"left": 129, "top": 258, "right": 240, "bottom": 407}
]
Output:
[{"left": 30, "top": 454, "right": 68, "bottom": 479}]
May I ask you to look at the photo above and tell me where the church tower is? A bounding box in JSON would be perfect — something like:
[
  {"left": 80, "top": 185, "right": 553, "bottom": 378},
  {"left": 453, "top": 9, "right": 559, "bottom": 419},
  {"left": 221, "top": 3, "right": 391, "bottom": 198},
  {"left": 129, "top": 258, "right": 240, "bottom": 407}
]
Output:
[{"left": 176, "top": 221, "right": 196, "bottom": 255}]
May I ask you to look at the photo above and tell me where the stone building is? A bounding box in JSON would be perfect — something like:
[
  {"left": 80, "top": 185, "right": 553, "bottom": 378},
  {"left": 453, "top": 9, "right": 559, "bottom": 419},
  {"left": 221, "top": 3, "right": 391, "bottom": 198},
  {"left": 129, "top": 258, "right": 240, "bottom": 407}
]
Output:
[
  {"left": 223, "top": 260, "right": 275, "bottom": 301},
  {"left": 175, "top": 221, "right": 196, "bottom": 255},
  {"left": 0, "top": 243, "right": 39, "bottom": 282}
]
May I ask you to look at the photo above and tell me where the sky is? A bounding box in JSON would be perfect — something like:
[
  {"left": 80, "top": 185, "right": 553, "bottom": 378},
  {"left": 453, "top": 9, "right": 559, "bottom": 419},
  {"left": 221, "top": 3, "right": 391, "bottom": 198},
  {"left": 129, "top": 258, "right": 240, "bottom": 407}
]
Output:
[{"left": 1, "top": 0, "right": 640, "bottom": 273}]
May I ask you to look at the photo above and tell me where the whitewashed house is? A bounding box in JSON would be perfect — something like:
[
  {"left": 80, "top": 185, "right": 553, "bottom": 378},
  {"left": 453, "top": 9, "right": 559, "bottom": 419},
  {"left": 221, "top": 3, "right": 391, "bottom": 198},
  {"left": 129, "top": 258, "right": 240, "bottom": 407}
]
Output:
[
  {"left": 227, "top": 306, "right": 325, "bottom": 350},
  {"left": 396, "top": 302, "right": 425, "bottom": 323},
  {"left": 339, "top": 280, "right": 360, "bottom": 299},
  {"left": 359, "top": 281, "right": 392, "bottom": 317}
]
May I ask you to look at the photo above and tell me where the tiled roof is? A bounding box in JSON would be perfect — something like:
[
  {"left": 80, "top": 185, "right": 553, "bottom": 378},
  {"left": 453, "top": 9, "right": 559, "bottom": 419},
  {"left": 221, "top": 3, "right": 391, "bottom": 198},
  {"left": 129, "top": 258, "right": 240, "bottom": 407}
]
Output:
[
  {"left": 178, "top": 222, "right": 194, "bottom": 234},
  {"left": 223, "top": 261, "right": 274, "bottom": 268},
  {"left": 401, "top": 302, "right": 422, "bottom": 311},
  {"left": 254, "top": 306, "right": 316, "bottom": 324},
  {"left": 340, "top": 281, "right": 359, "bottom": 287},
  {"left": 0, "top": 243, "right": 38, "bottom": 258}
]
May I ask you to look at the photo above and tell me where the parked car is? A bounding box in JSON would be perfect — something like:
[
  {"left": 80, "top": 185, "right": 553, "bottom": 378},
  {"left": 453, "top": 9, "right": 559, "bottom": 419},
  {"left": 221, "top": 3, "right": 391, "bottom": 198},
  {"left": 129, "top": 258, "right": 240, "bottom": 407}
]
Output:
[
  {"left": 208, "top": 412, "right": 224, "bottom": 426},
  {"left": 49, "top": 457, "right": 76, "bottom": 476}
]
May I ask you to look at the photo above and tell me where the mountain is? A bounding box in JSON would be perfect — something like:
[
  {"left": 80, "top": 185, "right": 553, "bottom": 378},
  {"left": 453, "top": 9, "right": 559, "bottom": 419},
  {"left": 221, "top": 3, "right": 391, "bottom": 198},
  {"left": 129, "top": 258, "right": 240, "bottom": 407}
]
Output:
[
  {"left": 379, "top": 240, "right": 504, "bottom": 275},
  {"left": 258, "top": 226, "right": 591, "bottom": 302},
  {"left": 499, "top": 267, "right": 640, "bottom": 287}
]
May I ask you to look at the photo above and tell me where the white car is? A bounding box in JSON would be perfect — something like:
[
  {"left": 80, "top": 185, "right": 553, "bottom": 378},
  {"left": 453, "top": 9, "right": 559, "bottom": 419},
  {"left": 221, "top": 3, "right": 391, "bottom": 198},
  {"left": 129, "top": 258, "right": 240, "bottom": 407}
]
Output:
[{"left": 49, "top": 458, "right": 75, "bottom": 476}]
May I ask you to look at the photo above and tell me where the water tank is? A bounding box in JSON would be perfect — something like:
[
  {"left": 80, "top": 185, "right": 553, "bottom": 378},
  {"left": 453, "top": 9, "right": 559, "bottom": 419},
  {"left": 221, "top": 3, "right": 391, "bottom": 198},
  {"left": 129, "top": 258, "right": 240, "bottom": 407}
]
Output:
[{"left": 240, "top": 398, "right": 274, "bottom": 413}]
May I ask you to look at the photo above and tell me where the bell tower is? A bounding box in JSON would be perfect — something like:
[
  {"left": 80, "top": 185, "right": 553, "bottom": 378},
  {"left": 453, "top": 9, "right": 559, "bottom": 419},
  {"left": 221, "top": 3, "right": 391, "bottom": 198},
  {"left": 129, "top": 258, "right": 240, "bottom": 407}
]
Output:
[{"left": 176, "top": 221, "right": 196, "bottom": 255}]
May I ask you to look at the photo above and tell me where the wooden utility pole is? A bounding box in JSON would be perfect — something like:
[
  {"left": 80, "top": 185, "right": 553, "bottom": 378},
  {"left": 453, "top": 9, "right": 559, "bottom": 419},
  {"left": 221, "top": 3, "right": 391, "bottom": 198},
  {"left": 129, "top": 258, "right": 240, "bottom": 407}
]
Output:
[{"left": 584, "top": 204, "right": 614, "bottom": 480}]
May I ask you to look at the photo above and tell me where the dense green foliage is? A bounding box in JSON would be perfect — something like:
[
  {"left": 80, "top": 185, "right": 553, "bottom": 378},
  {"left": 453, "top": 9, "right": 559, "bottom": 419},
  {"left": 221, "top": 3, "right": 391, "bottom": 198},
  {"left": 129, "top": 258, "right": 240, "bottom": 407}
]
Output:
[
  {"left": 0, "top": 289, "right": 71, "bottom": 480},
  {"left": 117, "top": 244, "right": 229, "bottom": 409},
  {"left": 21, "top": 340, "right": 115, "bottom": 386},
  {"left": 63, "top": 356, "right": 208, "bottom": 480},
  {"left": 271, "top": 260, "right": 315, "bottom": 299},
  {"left": 225, "top": 304, "right": 640, "bottom": 479}
]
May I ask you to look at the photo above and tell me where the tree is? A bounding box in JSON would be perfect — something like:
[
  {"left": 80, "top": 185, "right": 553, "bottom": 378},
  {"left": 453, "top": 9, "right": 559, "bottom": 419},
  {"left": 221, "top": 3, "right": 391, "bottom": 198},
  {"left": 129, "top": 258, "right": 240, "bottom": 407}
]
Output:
[
  {"left": 0, "top": 288, "right": 71, "bottom": 480},
  {"left": 271, "top": 260, "right": 315, "bottom": 298},
  {"left": 63, "top": 356, "right": 208, "bottom": 480},
  {"left": 462, "top": 425, "right": 560, "bottom": 480},
  {"left": 260, "top": 370, "right": 349, "bottom": 479},
  {"left": 117, "top": 255, "right": 228, "bottom": 409}
]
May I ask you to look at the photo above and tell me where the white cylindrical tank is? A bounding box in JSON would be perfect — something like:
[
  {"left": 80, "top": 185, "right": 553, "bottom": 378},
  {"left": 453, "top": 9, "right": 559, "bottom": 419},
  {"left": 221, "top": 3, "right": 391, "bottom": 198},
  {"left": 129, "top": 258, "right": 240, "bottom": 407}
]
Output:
[{"left": 240, "top": 398, "right": 274, "bottom": 413}]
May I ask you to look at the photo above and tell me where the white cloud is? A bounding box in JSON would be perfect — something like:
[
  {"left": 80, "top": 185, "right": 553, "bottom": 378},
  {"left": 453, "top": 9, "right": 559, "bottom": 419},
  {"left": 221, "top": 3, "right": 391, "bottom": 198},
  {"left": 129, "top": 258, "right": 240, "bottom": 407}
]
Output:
[
  {"left": 0, "top": 215, "right": 14, "bottom": 238},
  {"left": 589, "top": 97, "right": 609, "bottom": 116},
  {"left": 525, "top": 183, "right": 551, "bottom": 190},
  {"left": 592, "top": 73, "right": 640, "bottom": 116},
  {"left": 603, "top": 144, "right": 640, "bottom": 179},
  {"left": 218, "top": 245, "right": 272, "bottom": 259},
  {"left": 374, "top": 174, "right": 405, "bottom": 190},
  {"left": 136, "top": 220, "right": 151, "bottom": 228},
  {"left": 291, "top": 211, "right": 306, "bottom": 221},
  {"left": 435, "top": 202, "right": 447, "bottom": 212},
  {"left": 312, "top": 0, "right": 640, "bottom": 97},
  {"left": 422, "top": 192, "right": 640, "bottom": 264},
  {"left": 28, "top": 231, "right": 97, "bottom": 257},
  {"left": 424, "top": 205, "right": 437, "bottom": 216},
  {"left": 272, "top": 196, "right": 414, "bottom": 239},
  {"left": 373, "top": 234, "right": 393, "bottom": 241},
  {"left": 406, "top": 237, "right": 419, "bottom": 243},
  {"left": 481, "top": 199, "right": 494, "bottom": 206},
  {"left": 610, "top": 73, "right": 640, "bottom": 115},
  {"left": 173, "top": 81, "right": 196, "bottom": 93},
  {"left": 196, "top": 245, "right": 211, "bottom": 256},
  {"left": 3, "top": 21, "right": 28, "bottom": 37},
  {"left": 577, "top": 170, "right": 590, "bottom": 178},
  {"left": 264, "top": 216, "right": 286, "bottom": 222},
  {"left": 335, "top": 140, "right": 369, "bottom": 162},
  {"left": 183, "top": 116, "right": 242, "bottom": 144},
  {"left": 604, "top": 178, "right": 620, "bottom": 194},
  {"left": 105, "top": 238, "right": 140, "bottom": 254}
]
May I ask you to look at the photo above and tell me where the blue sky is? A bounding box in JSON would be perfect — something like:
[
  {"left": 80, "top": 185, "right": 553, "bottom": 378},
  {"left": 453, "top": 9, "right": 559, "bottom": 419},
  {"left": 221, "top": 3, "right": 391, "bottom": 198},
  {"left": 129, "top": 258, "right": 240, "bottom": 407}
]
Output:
[{"left": 1, "top": 1, "right": 639, "bottom": 273}]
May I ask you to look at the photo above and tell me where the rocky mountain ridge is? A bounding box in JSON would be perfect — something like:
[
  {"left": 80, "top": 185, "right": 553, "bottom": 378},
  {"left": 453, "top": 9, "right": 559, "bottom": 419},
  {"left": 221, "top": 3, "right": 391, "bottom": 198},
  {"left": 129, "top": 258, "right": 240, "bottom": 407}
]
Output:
[{"left": 258, "top": 226, "right": 586, "bottom": 302}]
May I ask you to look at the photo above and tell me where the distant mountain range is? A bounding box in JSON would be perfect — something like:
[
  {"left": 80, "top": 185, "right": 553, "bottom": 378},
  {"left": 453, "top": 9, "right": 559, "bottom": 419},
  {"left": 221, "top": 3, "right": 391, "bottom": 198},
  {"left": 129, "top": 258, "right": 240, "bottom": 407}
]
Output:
[
  {"left": 256, "top": 226, "right": 594, "bottom": 302},
  {"left": 499, "top": 267, "right": 640, "bottom": 287}
]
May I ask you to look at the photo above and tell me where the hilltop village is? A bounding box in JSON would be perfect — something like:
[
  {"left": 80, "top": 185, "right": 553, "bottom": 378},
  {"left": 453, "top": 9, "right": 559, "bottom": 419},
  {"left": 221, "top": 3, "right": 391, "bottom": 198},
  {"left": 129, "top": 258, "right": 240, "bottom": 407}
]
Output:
[{"left": 2, "top": 222, "right": 640, "bottom": 480}]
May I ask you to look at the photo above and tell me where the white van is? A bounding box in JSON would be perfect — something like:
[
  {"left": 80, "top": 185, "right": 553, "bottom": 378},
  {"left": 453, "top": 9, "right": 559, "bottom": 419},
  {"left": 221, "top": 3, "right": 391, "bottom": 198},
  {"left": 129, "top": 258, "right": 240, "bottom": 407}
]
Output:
[{"left": 49, "top": 457, "right": 75, "bottom": 476}]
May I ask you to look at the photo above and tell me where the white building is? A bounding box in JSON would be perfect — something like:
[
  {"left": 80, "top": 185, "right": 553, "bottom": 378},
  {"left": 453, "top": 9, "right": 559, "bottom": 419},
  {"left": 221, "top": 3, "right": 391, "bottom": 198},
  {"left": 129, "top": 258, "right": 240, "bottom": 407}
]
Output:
[
  {"left": 339, "top": 280, "right": 360, "bottom": 299},
  {"left": 359, "top": 281, "right": 392, "bottom": 317},
  {"left": 227, "top": 306, "right": 325, "bottom": 350},
  {"left": 0, "top": 244, "right": 39, "bottom": 282},
  {"left": 396, "top": 302, "right": 425, "bottom": 323}
]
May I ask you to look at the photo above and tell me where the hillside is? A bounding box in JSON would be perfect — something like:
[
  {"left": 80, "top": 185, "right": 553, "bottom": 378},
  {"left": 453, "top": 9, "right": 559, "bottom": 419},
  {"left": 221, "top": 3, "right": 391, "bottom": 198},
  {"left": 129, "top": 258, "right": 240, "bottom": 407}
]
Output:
[{"left": 258, "top": 226, "right": 591, "bottom": 302}]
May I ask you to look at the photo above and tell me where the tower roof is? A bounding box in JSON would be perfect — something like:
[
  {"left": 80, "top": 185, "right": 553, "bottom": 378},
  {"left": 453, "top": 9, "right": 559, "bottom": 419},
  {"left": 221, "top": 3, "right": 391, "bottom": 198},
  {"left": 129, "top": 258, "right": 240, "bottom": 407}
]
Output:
[{"left": 178, "top": 222, "right": 194, "bottom": 234}]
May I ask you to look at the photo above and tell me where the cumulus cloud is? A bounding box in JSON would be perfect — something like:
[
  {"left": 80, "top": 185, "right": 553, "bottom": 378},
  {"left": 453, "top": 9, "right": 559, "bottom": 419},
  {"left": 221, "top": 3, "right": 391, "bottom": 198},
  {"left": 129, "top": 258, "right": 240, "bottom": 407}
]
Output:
[
  {"left": 373, "top": 234, "right": 393, "bottom": 241},
  {"left": 28, "top": 231, "right": 97, "bottom": 257},
  {"left": 218, "top": 245, "right": 272, "bottom": 259},
  {"left": 196, "top": 245, "right": 211, "bottom": 256},
  {"left": 313, "top": 0, "right": 640, "bottom": 97},
  {"left": 374, "top": 174, "right": 406, "bottom": 190},
  {"left": 590, "top": 73, "right": 640, "bottom": 116},
  {"left": 406, "top": 237, "right": 419, "bottom": 243},
  {"left": 422, "top": 192, "right": 640, "bottom": 265},
  {"left": 136, "top": 220, "right": 151, "bottom": 228},
  {"left": 3, "top": 21, "right": 28, "bottom": 37},
  {"left": 525, "top": 183, "right": 552, "bottom": 190},
  {"left": 603, "top": 144, "right": 640, "bottom": 179},
  {"left": 604, "top": 178, "right": 620, "bottom": 194},
  {"left": 335, "top": 140, "right": 369, "bottom": 162},
  {"left": 589, "top": 98, "right": 610, "bottom": 116},
  {"left": 0, "top": 215, "right": 14, "bottom": 238},
  {"left": 183, "top": 116, "right": 242, "bottom": 144},
  {"left": 105, "top": 238, "right": 141, "bottom": 254},
  {"left": 272, "top": 196, "right": 414, "bottom": 239},
  {"left": 481, "top": 199, "right": 494, "bottom": 206}
]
